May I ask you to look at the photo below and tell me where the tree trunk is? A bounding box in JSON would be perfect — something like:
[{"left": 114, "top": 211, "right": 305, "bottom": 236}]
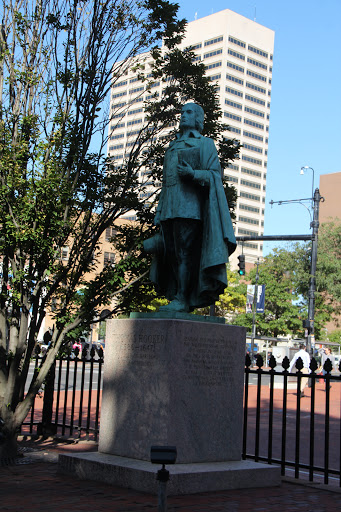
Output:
[{"left": 0, "top": 417, "right": 19, "bottom": 462}]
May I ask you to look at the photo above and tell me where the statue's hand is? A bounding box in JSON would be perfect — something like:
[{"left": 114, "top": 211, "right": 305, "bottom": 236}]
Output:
[{"left": 178, "top": 161, "right": 195, "bottom": 179}]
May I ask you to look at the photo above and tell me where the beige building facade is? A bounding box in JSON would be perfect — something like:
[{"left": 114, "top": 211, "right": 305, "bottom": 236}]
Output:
[{"left": 319, "top": 172, "right": 341, "bottom": 223}]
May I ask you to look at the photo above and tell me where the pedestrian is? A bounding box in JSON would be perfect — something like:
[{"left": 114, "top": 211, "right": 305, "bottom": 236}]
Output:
[
  {"left": 320, "top": 347, "right": 335, "bottom": 390},
  {"left": 289, "top": 343, "right": 311, "bottom": 397}
]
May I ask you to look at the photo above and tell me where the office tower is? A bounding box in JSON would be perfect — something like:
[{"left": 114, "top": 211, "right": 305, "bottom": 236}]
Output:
[{"left": 108, "top": 9, "right": 275, "bottom": 264}]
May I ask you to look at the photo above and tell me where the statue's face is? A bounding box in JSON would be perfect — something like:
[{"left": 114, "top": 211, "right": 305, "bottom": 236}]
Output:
[{"left": 180, "top": 104, "right": 196, "bottom": 131}]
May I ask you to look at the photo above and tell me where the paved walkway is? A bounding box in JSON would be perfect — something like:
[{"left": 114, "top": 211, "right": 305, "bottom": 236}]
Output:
[{"left": 1, "top": 438, "right": 341, "bottom": 511}]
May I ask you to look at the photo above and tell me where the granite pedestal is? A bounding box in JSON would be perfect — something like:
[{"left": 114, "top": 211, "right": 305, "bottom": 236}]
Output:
[{"left": 58, "top": 317, "right": 281, "bottom": 493}]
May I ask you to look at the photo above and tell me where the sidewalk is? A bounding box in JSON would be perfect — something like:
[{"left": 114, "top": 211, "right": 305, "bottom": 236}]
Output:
[{"left": 1, "top": 438, "right": 341, "bottom": 511}]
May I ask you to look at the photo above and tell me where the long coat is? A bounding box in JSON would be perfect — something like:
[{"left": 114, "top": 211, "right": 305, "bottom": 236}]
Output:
[{"left": 150, "top": 132, "right": 236, "bottom": 309}]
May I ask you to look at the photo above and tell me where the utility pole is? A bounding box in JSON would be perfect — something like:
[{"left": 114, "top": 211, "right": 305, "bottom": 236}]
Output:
[
  {"left": 305, "top": 188, "right": 322, "bottom": 356},
  {"left": 251, "top": 259, "right": 260, "bottom": 358}
]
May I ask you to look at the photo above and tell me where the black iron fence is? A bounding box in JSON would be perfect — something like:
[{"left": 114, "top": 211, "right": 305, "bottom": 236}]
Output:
[
  {"left": 243, "top": 353, "right": 341, "bottom": 486},
  {"left": 22, "top": 346, "right": 104, "bottom": 441},
  {"left": 23, "top": 349, "right": 341, "bottom": 485}
]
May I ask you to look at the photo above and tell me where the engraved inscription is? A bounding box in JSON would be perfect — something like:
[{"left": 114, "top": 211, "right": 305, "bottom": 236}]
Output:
[
  {"left": 183, "top": 336, "right": 229, "bottom": 386},
  {"left": 114, "top": 333, "right": 164, "bottom": 365}
]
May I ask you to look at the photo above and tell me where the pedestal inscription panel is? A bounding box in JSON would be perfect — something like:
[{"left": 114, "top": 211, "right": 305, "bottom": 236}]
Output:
[{"left": 99, "top": 319, "right": 246, "bottom": 463}]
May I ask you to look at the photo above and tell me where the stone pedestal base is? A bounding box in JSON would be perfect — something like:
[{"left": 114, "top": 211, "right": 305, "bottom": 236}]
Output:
[
  {"left": 58, "top": 452, "right": 281, "bottom": 495},
  {"left": 99, "top": 319, "right": 246, "bottom": 463}
]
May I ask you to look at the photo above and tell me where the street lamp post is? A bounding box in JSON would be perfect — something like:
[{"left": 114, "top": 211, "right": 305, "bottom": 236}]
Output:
[
  {"left": 300, "top": 166, "right": 323, "bottom": 356},
  {"left": 300, "top": 166, "right": 315, "bottom": 207}
]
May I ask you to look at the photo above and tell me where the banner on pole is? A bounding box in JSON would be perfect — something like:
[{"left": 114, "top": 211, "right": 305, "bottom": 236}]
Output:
[{"left": 246, "top": 285, "right": 265, "bottom": 314}]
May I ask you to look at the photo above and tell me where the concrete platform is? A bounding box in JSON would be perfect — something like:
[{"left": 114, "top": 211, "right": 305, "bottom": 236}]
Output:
[{"left": 58, "top": 451, "right": 281, "bottom": 495}]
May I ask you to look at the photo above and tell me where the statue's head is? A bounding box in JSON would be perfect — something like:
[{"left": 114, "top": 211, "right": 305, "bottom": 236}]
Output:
[{"left": 180, "top": 102, "right": 204, "bottom": 133}]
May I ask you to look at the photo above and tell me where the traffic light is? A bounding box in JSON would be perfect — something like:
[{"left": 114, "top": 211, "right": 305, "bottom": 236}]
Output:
[{"left": 238, "top": 254, "right": 246, "bottom": 275}]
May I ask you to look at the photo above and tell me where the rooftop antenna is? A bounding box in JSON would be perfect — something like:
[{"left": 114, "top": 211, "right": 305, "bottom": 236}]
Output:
[
  {"left": 194, "top": 12, "right": 197, "bottom": 20},
  {"left": 254, "top": 5, "right": 257, "bottom": 21}
]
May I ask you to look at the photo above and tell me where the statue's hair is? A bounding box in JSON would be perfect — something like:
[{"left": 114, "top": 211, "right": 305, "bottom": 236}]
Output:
[{"left": 183, "top": 102, "right": 205, "bottom": 133}]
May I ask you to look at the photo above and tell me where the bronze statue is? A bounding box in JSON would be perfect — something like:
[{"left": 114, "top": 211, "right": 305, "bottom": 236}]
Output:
[{"left": 144, "top": 102, "right": 236, "bottom": 312}]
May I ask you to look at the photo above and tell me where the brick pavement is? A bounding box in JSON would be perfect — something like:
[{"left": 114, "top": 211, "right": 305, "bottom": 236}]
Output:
[{"left": 1, "top": 439, "right": 341, "bottom": 512}]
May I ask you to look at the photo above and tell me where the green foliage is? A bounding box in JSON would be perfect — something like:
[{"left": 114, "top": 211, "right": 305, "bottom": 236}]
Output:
[
  {"left": 232, "top": 249, "right": 305, "bottom": 338},
  {"left": 232, "top": 223, "right": 341, "bottom": 339}
]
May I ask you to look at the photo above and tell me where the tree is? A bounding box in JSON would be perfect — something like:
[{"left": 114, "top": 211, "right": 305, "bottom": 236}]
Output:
[
  {"left": 288, "top": 221, "right": 341, "bottom": 332},
  {"left": 0, "top": 0, "right": 240, "bottom": 458},
  {"left": 232, "top": 248, "right": 305, "bottom": 338}
]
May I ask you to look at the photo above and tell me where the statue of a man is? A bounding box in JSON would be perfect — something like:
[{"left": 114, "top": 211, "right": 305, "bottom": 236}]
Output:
[{"left": 144, "top": 102, "right": 236, "bottom": 313}]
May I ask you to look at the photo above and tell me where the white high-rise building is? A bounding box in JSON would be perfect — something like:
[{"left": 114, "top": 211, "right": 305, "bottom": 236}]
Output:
[{"left": 108, "top": 9, "right": 275, "bottom": 265}]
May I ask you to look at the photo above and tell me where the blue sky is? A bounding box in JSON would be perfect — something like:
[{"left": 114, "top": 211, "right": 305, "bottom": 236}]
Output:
[{"left": 178, "top": 1, "right": 341, "bottom": 254}]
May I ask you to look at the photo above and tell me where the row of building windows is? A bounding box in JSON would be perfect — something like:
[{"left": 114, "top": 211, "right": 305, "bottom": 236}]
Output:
[
  {"left": 242, "top": 155, "right": 263, "bottom": 166},
  {"left": 243, "top": 143, "right": 263, "bottom": 154},
  {"left": 209, "top": 73, "right": 221, "bottom": 81},
  {"left": 110, "top": 132, "right": 125, "bottom": 140},
  {"left": 129, "top": 86, "right": 144, "bottom": 94},
  {"left": 229, "top": 126, "right": 241, "bottom": 134},
  {"left": 224, "top": 77, "right": 269, "bottom": 97},
  {"left": 240, "top": 191, "right": 261, "bottom": 202},
  {"left": 225, "top": 88, "right": 267, "bottom": 109},
  {"left": 241, "top": 178, "right": 261, "bottom": 189},
  {"left": 248, "top": 44, "right": 269, "bottom": 59},
  {"left": 238, "top": 227, "right": 260, "bottom": 236},
  {"left": 112, "top": 90, "right": 127, "bottom": 99},
  {"left": 205, "top": 61, "right": 222, "bottom": 70},
  {"left": 228, "top": 48, "right": 245, "bottom": 61},
  {"left": 246, "top": 69, "right": 267, "bottom": 82},
  {"left": 239, "top": 215, "right": 260, "bottom": 225},
  {"left": 244, "top": 106, "right": 265, "bottom": 118},
  {"left": 226, "top": 61, "right": 244, "bottom": 73},
  {"left": 227, "top": 163, "right": 239, "bottom": 170},
  {"left": 204, "top": 48, "right": 223, "bottom": 59},
  {"left": 247, "top": 57, "right": 268, "bottom": 70},
  {"left": 127, "top": 108, "right": 143, "bottom": 116},
  {"left": 112, "top": 79, "right": 128, "bottom": 89},
  {"left": 110, "top": 122, "right": 125, "bottom": 130},
  {"left": 204, "top": 35, "right": 224, "bottom": 46},
  {"left": 245, "top": 94, "right": 265, "bottom": 106},
  {"left": 127, "top": 118, "right": 142, "bottom": 126},
  {"left": 226, "top": 86, "right": 243, "bottom": 97},
  {"left": 228, "top": 36, "right": 246, "bottom": 48},
  {"left": 247, "top": 82, "right": 267, "bottom": 94},
  {"left": 244, "top": 118, "right": 265, "bottom": 130},
  {"left": 224, "top": 112, "right": 268, "bottom": 133},
  {"left": 226, "top": 73, "right": 244, "bottom": 85},
  {"left": 239, "top": 203, "right": 260, "bottom": 214},
  {"left": 113, "top": 101, "right": 126, "bottom": 109},
  {"left": 241, "top": 167, "right": 262, "bottom": 178},
  {"left": 243, "top": 131, "right": 264, "bottom": 142},
  {"left": 225, "top": 102, "right": 265, "bottom": 120},
  {"left": 227, "top": 176, "right": 238, "bottom": 183},
  {"left": 225, "top": 99, "right": 242, "bottom": 110}
]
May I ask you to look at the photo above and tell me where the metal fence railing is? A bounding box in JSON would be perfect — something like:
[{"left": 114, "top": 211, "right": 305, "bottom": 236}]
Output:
[
  {"left": 22, "top": 349, "right": 341, "bottom": 486},
  {"left": 243, "top": 353, "right": 341, "bottom": 486},
  {"left": 22, "top": 346, "right": 103, "bottom": 441}
]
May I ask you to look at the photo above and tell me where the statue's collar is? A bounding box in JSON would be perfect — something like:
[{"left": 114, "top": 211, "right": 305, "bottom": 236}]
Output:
[{"left": 176, "top": 129, "right": 201, "bottom": 140}]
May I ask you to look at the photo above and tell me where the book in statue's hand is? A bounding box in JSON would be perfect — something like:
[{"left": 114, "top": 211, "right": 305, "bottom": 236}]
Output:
[{"left": 178, "top": 147, "right": 201, "bottom": 170}]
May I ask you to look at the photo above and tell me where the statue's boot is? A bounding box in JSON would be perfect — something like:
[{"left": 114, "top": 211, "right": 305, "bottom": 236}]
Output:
[{"left": 159, "top": 298, "right": 189, "bottom": 313}]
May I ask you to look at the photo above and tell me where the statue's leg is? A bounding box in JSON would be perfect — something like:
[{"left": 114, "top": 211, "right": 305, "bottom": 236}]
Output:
[{"left": 173, "top": 219, "right": 201, "bottom": 309}]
